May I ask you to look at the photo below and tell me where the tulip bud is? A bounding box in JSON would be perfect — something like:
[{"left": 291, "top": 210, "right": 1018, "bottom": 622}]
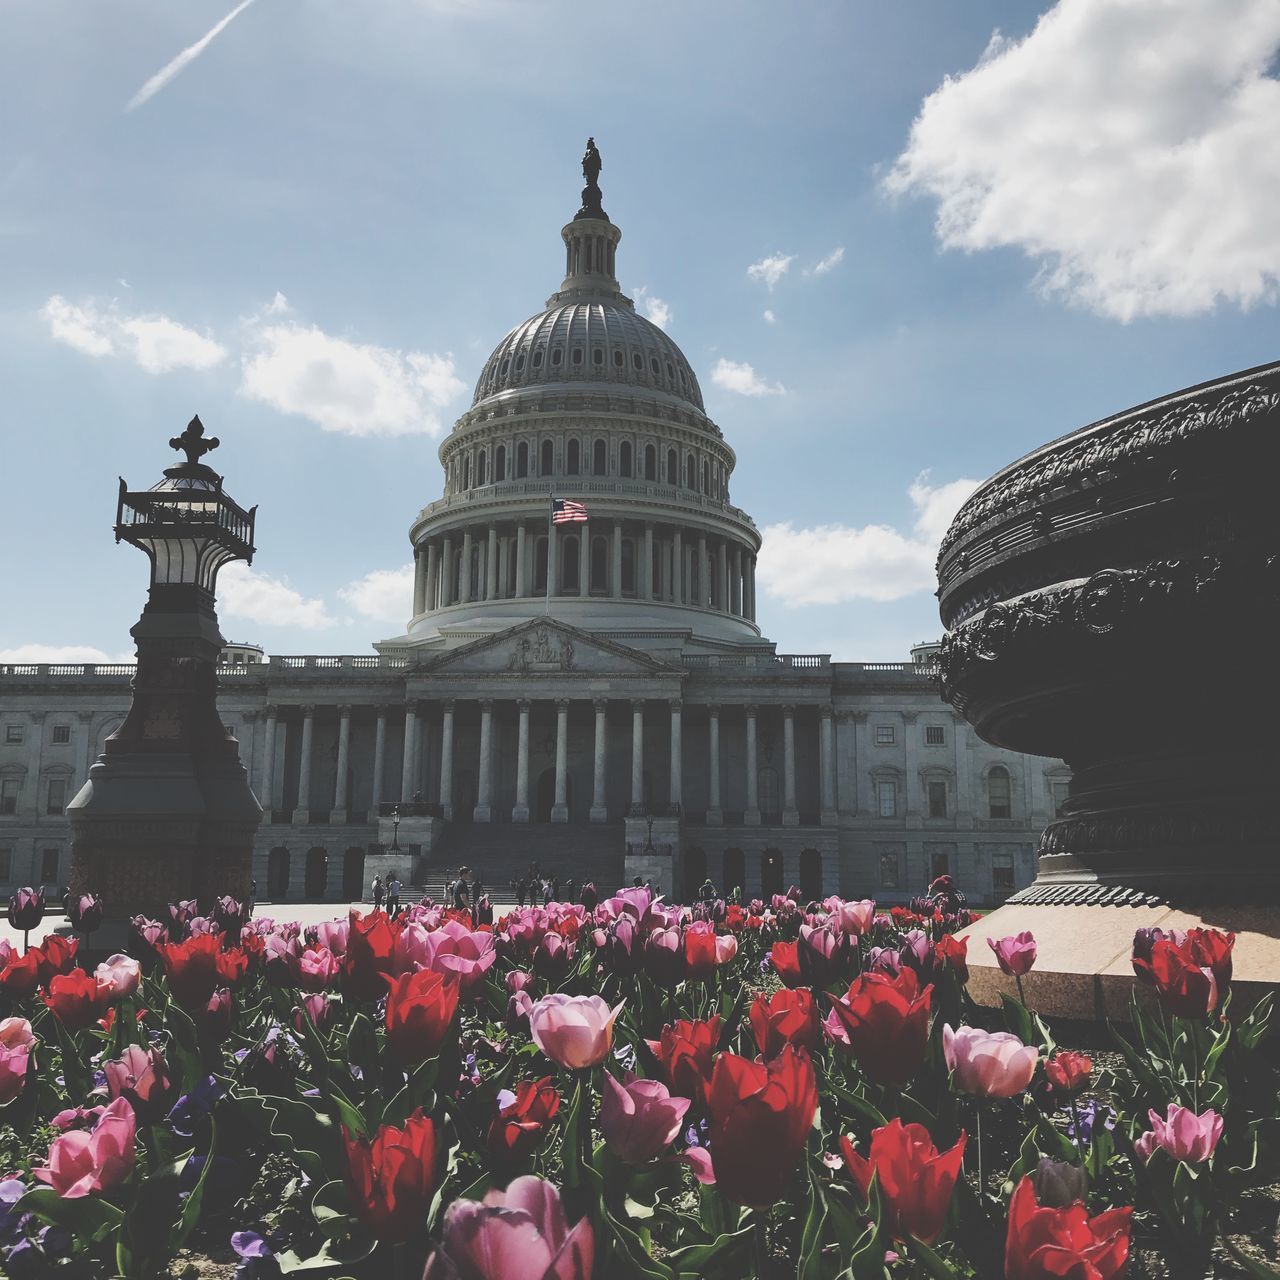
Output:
[
  {"left": 68, "top": 893, "right": 103, "bottom": 934},
  {"left": 95, "top": 954, "right": 142, "bottom": 1001},
  {"left": 1030, "top": 1157, "right": 1088, "bottom": 1208},
  {"left": 6, "top": 887, "right": 45, "bottom": 932}
]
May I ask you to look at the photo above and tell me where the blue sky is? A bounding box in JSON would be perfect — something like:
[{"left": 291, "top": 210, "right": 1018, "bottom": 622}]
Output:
[{"left": 2, "top": 0, "right": 1277, "bottom": 663}]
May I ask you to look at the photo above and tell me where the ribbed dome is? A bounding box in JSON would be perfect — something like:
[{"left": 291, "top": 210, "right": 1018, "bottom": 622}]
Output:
[{"left": 471, "top": 299, "right": 705, "bottom": 413}]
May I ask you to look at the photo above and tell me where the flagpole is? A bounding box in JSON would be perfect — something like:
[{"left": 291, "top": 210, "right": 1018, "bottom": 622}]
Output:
[{"left": 545, "top": 488, "right": 553, "bottom": 616}]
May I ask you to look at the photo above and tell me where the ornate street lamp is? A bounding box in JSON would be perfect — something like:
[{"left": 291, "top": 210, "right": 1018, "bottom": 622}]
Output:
[{"left": 391, "top": 805, "right": 401, "bottom": 852}]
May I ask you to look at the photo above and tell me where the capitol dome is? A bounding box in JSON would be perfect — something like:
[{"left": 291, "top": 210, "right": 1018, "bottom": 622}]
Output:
[{"left": 384, "top": 142, "right": 764, "bottom": 654}]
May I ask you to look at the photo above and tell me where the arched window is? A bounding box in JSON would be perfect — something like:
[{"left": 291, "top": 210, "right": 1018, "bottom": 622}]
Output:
[
  {"left": 800, "top": 849, "right": 823, "bottom": 900},
  {"left": 613, "top": 349, "right": 624, "bottom": 368},
  {"left": 621, "top": 538, "right": 636, "bottom": 595},
  {"left": 632, "top": 352, "right": 643, "bottom": 371},
  {"left": 563, "top": 537, "right": 580, "bottom": 591},
  {"left": 620, "top": 441, "right": 633, "bottom": 477},
  {"left": 723, "top": 848, "right": 745, "bottom": 896},
  {"left": 666, "top": 449, "right": 678, "bottom": 485},
  {"left": 684, "top": 848, "right": 707, "bottom": 902},
  {"left": 701, "top": 459, "right": 709, "bottom": 493},
  {"left": 592, "top": 348, "right": 604, "bottom": 366},
  {"left": 761, "top": 849, "right": 784, "bottom": 897},
  {"left": 534, "top": 536, "right": 549, "bottom": 592},
  {"left": 268, "top": 847, "right": 290, "bottom": 901},
  {"left": 515, "top": 352, "right": 525, "bottom": 372},
  {"left": 572, "top": 348, "right": 583, "bottom": 366},
  {"left": 593, "top": 438, "right": 607, "bottom": 475},
  {"left": 551, "top": 347, "right": 563, "bottom": 367},
  {"left": 495, "top": 444, "right": 506, "bottom": 482},
  {"left": 533, "top": 349, "right": 544, "bottom": 368},
  {"left": 759, "top": 767, "right": 781, "bottom": 817},
  {"left": 590, "top": 536, "right": 608, "bottom": 592},
  {"left": 305, "top": 847, "right": 328, "bottom": 900},
  {"left": 686, "top": 455, "right": 697, "bottom": 489},
  {"left": 650, "top": 356, "right": 660, "bottom": 376},
  {"left": 499, "top": 357, "right": 510, "bottom": 376},
  {"left": 541, "top": 439, "right": 554, "bottom": 475},
  {"left": 988, "top": 766, "right": 1012, "bottom": 819},
  {"left": 567, "top": 439, "right": 580, "bottom": 474},
  {"left": 517, "top": 441, "right": 529, "bottom": 478},
  {"left": 652, "top": 546, "right": 662, "bottom": 597},
  {"left": 477, "top": 451, "right": 487, "bottom": 486},
  {"left": 645, "top": 444, "right": 657, "bottom": 480}
]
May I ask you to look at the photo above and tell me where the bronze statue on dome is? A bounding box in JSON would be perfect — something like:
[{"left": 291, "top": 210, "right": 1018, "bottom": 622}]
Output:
[
  {"left": 582, "top": 137, "right": 602, "bottom": 188},
  {"left": 576, "top": 137, "right": 607, "bottom": 221}
]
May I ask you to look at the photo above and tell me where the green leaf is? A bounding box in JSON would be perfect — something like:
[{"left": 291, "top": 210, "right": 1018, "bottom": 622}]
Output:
[
  {"left": 824, "top": 1077, "right": 888, "bottom": 1129},
  {"left": 797, "top": 1155, "right": 831, "bottom": 1280},
  {"left": 908, "top": 1237, "right": 968, "bottom": 1278},
  {"left": 16, "top": 1187, "right": 124, "bottom": 1244},
  {"left": 1223, "top": 1239, "right": 1280, "bottom": 1279},
  {"left": 561, "top": 1079, "right": 585, "bottom": 1191},
  {"left": 665, "top": 1225, "right": 754, "bottom": 1276},
  {"left": 1000, "top": 994, "right": 1035, "bottom": 1047},
  {"left": 171, "top": 1117, "right": 217, "bottom": 1254}
]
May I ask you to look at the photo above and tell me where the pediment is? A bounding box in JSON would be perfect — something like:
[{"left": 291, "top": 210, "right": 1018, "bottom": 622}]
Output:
[{"left": 418, "top": 619, "right": 680, "bottom": 678}]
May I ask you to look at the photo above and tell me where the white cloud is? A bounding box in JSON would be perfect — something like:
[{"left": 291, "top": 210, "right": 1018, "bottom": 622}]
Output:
[
  {"left": 0, "top": 644, "right": 134, "bottom": 665},
  {"left": 126, "top": 0, "right": 260, "bottom": 112},
  {"left": 240, "top": 318, "right": 466, "bottom": 437},
  {"left": 805, "top": 247, "right": 845, "bottom": 277},
  {"left": 757, "top": 473, "right": 980, "bottom": 606},
  {"left": 633, "top": 286, "right": 672, "bottom": 330},
  {"left": 762, "top": 309, "right": 777, "bottom": 324},
  {"left": 41, "top": 295, "right": 227, "bottom": 372},
  {"left": 338, "top": 565, "right": 414, "bottom": 625},
  {"left": 885, "top": 0, "right": 1280, "bottom": 320},
  {"left": 710, "top": 358, "right": 785, "bottom": 397},
  {"left": 747, "top": 253, "right": 794, "bottom": 289},
  {"left": 217, "top": 563, "right": 335, "bottom": 629}
]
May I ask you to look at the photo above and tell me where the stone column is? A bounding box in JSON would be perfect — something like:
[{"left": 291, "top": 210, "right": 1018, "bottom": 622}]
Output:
[
  {"left": 486, "top": 526, "right": 499, "bottom": 600},
  {"left": 426, "top": 542, "right": 440, "bottom": 613},
  {"left": 439, "top": 700, "right": 455, "bottom": 820},
  {"left": 460, "top": 530, "right": 474, "bottom": 603},
  {"left": 642, "top": 523, "right": 654, "bottom": 601},
  {"left": 591, "top": 699, "right": 609, "bottom": 821},
  {"left": 475, "top": 699, "right": 494, "bottom": 822},
  {"left": 292, "top": 704, "right": 314, "bottom": 824},
  {"left": 513, "top": 700, "right": 531, "bottom": 822},
  {"left": 612, "top": 521, "right": 623, "bottom": 598},
  {"left": 260, "top": 705, "right": 278, "bottom": 818},
  {"left": 413, "top": 547, "right": 427, "bottom": 616},
  {"left": 782, "top": 704, "right": 799, "bottom": 825},
  {"left": 697, "top": 533, "right": 708, "bottom": 607},
  {"left": 371, "top": 705, "right": 387, "bottom": 813},
  {"left": 630, "top": 699, "right": 645, "bottom": 812},
  {"left": 552, "top": 699, "right": 570, "bottom": 823},
  {"left": 718, "top": 540, "right": 729, "bottom": 613},
  {"left": 579, "top": 525, "right": 590, "bottom": 597},
  {"left": 672, "top": 529, "right": 683, "bottom": 603},
  {"left": 747, "top": 554, "right": 757, "bottom": 621},
  {"left": 731, "top": 545, "right": 743, "bottom": 615},
  {"left": 400, "top": 703, "right": 417, "bottom": 802},
  {"left": 516, "top": 524, "right": 528, "bottom": 597},
  {"left": 820, "top": 706, "right": 837, "bottom": 825},
  {"left": 744, "top": 704, "right": 760, "bottom": 825},
  {"left": 440, "top": 536, "right": 453, "bottom": 607},
  {"left": 547, "top": 522, "right": 559, "bottom": 597},
  {"left": 669, "top": 700, "right": 683, "bottom": 811},
  {"left": 707, "top": 704, "right": 723, "bottom": 825},
  {"left": 331, "top": 704, "right": 351, "bottom": 824},
  {"left": 499, "top": 535, "right": 510, "bottom": 600}
]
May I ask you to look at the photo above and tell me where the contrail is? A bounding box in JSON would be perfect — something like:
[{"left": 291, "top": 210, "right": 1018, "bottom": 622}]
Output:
[{"left": 125, "top": 0, "right": 260, "bottom": 112}]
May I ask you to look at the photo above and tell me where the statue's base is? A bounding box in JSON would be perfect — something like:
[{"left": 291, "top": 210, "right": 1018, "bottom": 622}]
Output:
[{"left": 955, "top": 902, "right": 1280, "bottom": 1021}]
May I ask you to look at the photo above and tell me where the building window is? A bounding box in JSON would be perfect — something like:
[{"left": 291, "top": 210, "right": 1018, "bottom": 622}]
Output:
[
  {"left": 685, "top": 455, "right": 696, "bottom": 489},
  {"left": 552, "top": 347, "right": 563, "bottom": 366},
  {"left": 1050, "top": 779, "right": 1070, "bottom": 818},
  {"left": 540, "top": 440, "right": 554, "bottom": 475},
  {"left": 495, "top": 445, "right": 506, "bottom": 482},
  {"left": 477, "top": 451, "right": 487, "bottom": 486},
  {"left": 572, "top": 348, "right": 583, "bottom": 365},
  {"left": 925, "top": 725, "right": 945, "bottom": 747},
  {"left": 41, "top": 848, "right": 59, "bottom": 884},
  {"left": 621, "top": 539, "right": 636, "bottom": 594},
  {"left": 613, "top": 349, "right": 624, "bottom": 368},
  {"left": 927, "top": 781, "right": 948, "bottom": 819},
  {"left": 590, "top": 537, "right": 608, "bottom": 593},
  {"left": 462, "top": 456, "right": 471, "bottom": 489},
  {"left": 534, "top": 537, "right": 548, "bottom": 592},
  {"left": 592, "top": 438, "right": 607, "bottom": 475},
  {"left": 0, "top": 779, "right": 19, "bottom": 815},
  {"left": 874, "top": 725, "right": 895, "bottom": 746},
  {"left": 879, "top": 850, "right": 900, "bottom": 890},
  {"left": 4, "top": 726, "right": 22, "bottom": 745},
  {"left": 517, "top": 441, "right": 529, "bottom": 478},
  {"left": 0, "top": 848, "right": 11, "bottom": 882},
  {"left": 666, "top": 449, "right": 678, "bottom": 485},
  {"left": 650, "top": 357, "right": 660, "bottom": 376},
  {"left": 758, "top": 767, "right": 781, "bottom": 816},
  {"left": 930, "top": 849, "right": 951, "bottom": 881},
  {"left": 566, "top": 439, "right": 580, "bottom": 474},
  {"left": 533, "top": 349, "right": 543, "bottom": 369},
  {"left": 633, "top": 352, "right": 643, "bottom": 371},
  {"left": 620, "top": 441, "right": 632, "bottom": 477},
  {"left": 514, "top": 352, "right": 525, "bottom": 372},
  {"left": 992, "top": 852, "right": 1016, "bottom": 899},
  {"left": 563, "top": 537, "right": 580, "bottom": 591},
  {"left": 47, "top": 778, "right": 69, "bottom": 815},
  {"left": 876, "top": 780, "right": 897, "bottom": 818},
  {"left": 988, "top": 766, "right": 1012, "bottom": 819},
  {"left": 645, "top": 444, "right": 657, "bottom": 480}
]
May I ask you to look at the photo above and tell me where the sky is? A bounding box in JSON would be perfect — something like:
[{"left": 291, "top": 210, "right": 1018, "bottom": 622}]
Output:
[{"left": 1, "top": 0, "right": 1278, "bottom": 664}]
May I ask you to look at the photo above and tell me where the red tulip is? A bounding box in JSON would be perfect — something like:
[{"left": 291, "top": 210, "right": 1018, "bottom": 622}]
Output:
[
  {"left": 705, "top": 1045, "right": 818, "bottom": 1206},
  {"left": 157, "top": 934, "right": 239, "bottom": 1011},
  {"left": 769, "top": 940, "right": 804, "bottom": 988},
  {"left": 1044, "top": 1051, "right": 1092, "bottom": 1097},
  {"left": 1132, "top": 938, "right": 1219, "bottom": 1018},
  {"left": 935, "top": 934, "right": 969, "bottom": 983},
  {"left": 487, "top": 1077, "right": 560, "bottom": 1160},
  {"left": 36, "top": 934, "right": 80, "bottom": 985},
  {"left": 384, "top": 969, "right": 460, "bottom": 1063},
  {"left": 343, "top": 1110, "right": 439, "bottom": 1242},
  {"left": 43, "top": 970, "right": 112, "bottom": 1032},
  {"left": 750, "top": 988, "right": 821, "bottom": 1059},
  {"left": 344, "top": 909, "right": 398, "bottom": 1001},
  {"left": 827, "top": 968, "right": 932, "bottom": 1087},
  {"left": 1004, "top": 1176, "right": 1131, "bottom": 1280},
  {"left": 841, "top": 1119, "right": 966, "bottom": 1245},
  {"left": 0, "top": 950, "right": 41, "bottom": 1000},
  {"left": 646, "top": 1017, "right": 720, "bottom": 1108},
  {"left": 1187, "top": 928, "right": 1234, "bottom": 990},
  {"left": 684, "top": 922, "right": 719, "bottom": 981}
]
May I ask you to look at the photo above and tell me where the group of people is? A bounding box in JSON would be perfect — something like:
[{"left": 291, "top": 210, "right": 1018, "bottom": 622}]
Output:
[{"left": 369, "top": 873, "right": 403, "bottom": 915}]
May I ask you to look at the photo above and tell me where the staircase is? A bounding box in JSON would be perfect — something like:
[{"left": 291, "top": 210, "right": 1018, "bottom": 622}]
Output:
[{"left": 406, "top": 821, "right": 628, "bottom": 905}]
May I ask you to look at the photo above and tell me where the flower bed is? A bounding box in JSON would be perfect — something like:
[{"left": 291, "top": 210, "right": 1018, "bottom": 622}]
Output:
[{"left": 0, "top": 886, "right": 1276, "bottom": 1278}]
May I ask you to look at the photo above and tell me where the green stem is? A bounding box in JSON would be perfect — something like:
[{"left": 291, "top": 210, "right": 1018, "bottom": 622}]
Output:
[
  {"left": 1069, "top": 1096, "right": 1086, "bottom": 1165},
  {"left": 1015, "top": 972, "right": 1026, "bottom": 1008},
  {"left": 975, "top": 1102, "right": 985, "bottom": 1202}
]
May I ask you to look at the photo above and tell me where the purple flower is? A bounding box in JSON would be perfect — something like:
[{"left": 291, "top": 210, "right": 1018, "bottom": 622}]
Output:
[
  {"left": 1064, "top": 1100, "right": 1115, "bottom": 1145},
  {"left": 168, "top": 1075, "right": 225, "bottom": 1137},
  {"left": 232, "top": 1231, "right": 273, "bottom": 1259}
]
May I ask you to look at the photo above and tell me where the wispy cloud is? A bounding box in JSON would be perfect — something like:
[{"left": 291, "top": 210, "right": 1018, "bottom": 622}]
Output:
[
  {"left": 633, "top": 286, "right": 672, "bottom": 330},
  {"left": 126, "top": 0, "right": 260, "bottom": 113},
  {"left": 338, "top": 565, "right": 415, "bottom": 625},
  {"left": 762, "top": 309, "right": 777, "bottom": 324},
  {"left": 710, "top": 358, "right": 785, "bottom": 397},
  {"left": 218, "top": 563, "right": 335, "bottom": 629},
  {"left": 804, "top": 246, "right": 845, "bottom": 277},
  {"left": 41, "top": 295, "right": 227, "bottom": 373},
  {"left": 747, "top": 253, "right": 794, "bottom": 289}
]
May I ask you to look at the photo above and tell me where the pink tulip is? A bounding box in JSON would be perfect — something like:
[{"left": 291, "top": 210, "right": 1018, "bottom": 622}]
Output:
[
  {"left": 298, "top": 945, "right": 341, "bottom": 990},
  {"left": 0, "top": 939, "right": 11, "bottom": 967},
  {"left": 103, "top": 1046, "right": 171, "bottom": 1116},
  {"left": 94, "top": 954, "right": 142, "bottom": 1001},
  {"left": 507, "top": 990, "right": 534, "bottom": 1035},
  {"left": 506, "top": 969, "right": 535, "bottom": 993},
  {"left": 34, "top": 1095, "right": 137, "bottom": 1197},
  {"left": 0, "top": 1016, "right": 35, "bottom": 1051},
  {"left": 421, "top": 921, "right": 498, "bottom": 998},
  {"left": 423, "top": 1175, "right": 593, "bottom": 1280},
  {"left": 987, "top": 931, "right": 1037, "bottom": 977},
  {"left": 827, "top": 897, "right": 877, "bottom": 937},
  {"left": 312, "top": 918, "right": 349, "bottom": 955},
  {"left": 528, "top": 993, "right": 625, "bottom": 1069},
  {"left": 1133, "top": 1104, "right": 1223, "bottom": 1165},
  {"left": 295, "top": 992, "right": 335, "bottom": 1032},
  {"left": 943, "top": 1024, "right": 1039, "bottom": 1098},
  {"left": 601, "top": 1072, "right": 690, "bottom": 1165},
  {"left": 0, "top": 1043, "right": 30, "bottom": 1105},
  {"left": 715, "top": 934, "right": 738, "bottom": 966}
]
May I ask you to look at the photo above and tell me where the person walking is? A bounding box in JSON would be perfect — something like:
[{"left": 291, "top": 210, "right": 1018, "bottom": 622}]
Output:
[
  {"left": 372, "top": 874, "right": 384, "bottom": 911},
  {"left": 386, "top": 875, "right": 401, "bottom": 915},
  {"left": 249, "top": 878, "right": 257, "bottom": 916},
  {"left": 451, "top": 867, "right": 472, "bottom": 913},
  {"left": 516, "top": 876, "right": 527, "bottom": 908}
]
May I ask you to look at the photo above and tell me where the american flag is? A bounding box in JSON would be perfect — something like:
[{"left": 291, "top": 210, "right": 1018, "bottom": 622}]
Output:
[{"left": 552, "top": 498, "right": 589, "bottom": 524}]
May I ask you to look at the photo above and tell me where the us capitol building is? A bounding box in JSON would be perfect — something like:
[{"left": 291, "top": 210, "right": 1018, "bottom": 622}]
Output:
[{"left": 0, "top": 144, "right": 1067, "bottom": 906}]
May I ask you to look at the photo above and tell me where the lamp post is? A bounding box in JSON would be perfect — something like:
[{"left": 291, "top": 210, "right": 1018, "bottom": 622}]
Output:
[
  {"left": 391, "top": 805, "right": 401, "bottom": 852},
  {"left": 67, "top": 417, "right": 261, "bottom": 945}
]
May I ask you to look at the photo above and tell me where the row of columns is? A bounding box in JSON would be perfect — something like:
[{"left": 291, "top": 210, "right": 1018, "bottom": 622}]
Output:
[
  {"left": 257, "top": 701, "right": 836, "bottom": 827},
  {"left": 412, "top": 521, "right": 758, "bottom": 621}
]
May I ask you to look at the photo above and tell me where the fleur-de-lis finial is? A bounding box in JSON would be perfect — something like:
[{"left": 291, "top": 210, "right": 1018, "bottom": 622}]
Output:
[{"left": 169, "top": 415, "right": 220, "bottom": 466}]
